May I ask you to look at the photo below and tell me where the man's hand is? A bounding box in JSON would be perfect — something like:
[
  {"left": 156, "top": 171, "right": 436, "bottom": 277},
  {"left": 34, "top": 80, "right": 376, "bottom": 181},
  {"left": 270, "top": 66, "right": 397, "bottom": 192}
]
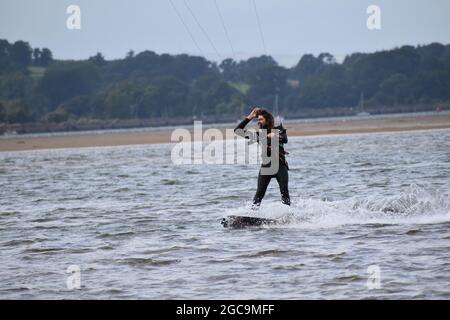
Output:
[
  {"left": 267, "top": 131, "right": 280, "bottom": 139},
  {"left": 246, "top": 107, "right": 260, "bottom": 120}
]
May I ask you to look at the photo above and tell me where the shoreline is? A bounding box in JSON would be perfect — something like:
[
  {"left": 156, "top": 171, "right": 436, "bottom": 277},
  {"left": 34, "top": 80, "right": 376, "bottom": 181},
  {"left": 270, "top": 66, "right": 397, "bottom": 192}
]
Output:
[{"left": 1, "top": 114, "right": 449, "bottom": 152}]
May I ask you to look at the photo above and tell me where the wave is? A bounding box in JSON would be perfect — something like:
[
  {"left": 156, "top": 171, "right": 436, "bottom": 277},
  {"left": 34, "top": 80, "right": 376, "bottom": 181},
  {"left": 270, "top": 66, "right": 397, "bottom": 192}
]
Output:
[{"left": 223, "top": 185, "right": 450, "bottom": 229}]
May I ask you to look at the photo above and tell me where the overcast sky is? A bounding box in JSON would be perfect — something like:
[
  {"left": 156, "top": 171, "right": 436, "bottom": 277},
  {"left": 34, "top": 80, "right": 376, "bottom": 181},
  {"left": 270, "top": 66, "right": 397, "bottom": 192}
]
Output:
[{"left": 1, "top": 0, "right": 450, "bottom": 67}]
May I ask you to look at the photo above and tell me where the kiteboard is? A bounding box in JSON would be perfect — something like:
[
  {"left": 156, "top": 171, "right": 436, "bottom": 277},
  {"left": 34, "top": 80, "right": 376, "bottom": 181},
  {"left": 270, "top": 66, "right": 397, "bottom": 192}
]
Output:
[{"left": 221, "top": 215, "right": 279, "bottom": 228}]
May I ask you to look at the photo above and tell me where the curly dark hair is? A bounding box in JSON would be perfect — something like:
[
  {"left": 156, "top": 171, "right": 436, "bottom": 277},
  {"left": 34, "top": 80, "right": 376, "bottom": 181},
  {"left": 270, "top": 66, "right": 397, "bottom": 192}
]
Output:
[{"left": 256, "top": 108, "right": 274, "bottom": 129}]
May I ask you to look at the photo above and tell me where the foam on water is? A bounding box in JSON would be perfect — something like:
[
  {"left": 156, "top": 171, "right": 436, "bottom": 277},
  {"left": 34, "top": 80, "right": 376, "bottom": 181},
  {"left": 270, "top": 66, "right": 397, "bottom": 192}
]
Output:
[{"left": 224, "top": 185, "right": 450, "bottom": 229}]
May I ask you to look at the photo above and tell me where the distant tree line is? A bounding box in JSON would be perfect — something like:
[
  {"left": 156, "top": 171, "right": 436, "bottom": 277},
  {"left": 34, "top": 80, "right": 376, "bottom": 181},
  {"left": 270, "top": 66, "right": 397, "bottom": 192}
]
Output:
[{"left": 1, "top": 38, "right": 450, "bottom": 126}]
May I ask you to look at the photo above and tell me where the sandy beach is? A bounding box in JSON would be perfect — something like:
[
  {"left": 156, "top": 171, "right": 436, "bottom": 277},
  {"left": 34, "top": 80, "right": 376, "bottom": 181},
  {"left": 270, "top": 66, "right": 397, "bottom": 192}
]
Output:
[{"left": 1, "top": 113, "right": 449, "bottom": 152}]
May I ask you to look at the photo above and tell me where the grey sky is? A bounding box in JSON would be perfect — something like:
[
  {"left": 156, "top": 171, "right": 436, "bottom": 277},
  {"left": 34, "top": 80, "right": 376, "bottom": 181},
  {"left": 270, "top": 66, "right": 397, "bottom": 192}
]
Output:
[{"left": 1, "top": 0, "right": 450, "bottom": 67}]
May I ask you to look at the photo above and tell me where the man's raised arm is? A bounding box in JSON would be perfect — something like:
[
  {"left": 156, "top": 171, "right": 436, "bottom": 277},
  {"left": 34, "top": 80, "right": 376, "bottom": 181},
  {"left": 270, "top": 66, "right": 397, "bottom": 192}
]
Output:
[{"left": 234, "top": 107, "right": 260, "bottom": 142}]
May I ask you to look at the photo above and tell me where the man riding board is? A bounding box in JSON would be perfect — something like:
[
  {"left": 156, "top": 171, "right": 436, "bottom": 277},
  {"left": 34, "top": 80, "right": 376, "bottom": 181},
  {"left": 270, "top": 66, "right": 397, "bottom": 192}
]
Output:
[{"left": 234, "top": 107, "right": 290, "bottom": 208}]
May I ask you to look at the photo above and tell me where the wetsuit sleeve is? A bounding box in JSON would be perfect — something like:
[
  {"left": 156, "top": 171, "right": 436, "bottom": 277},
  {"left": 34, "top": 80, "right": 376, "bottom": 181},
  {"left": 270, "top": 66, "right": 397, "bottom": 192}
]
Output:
[
  {"left": 234, "top": 118, "right": 259, "bottom": 143},
  {"left": 279, "top": 128, "right": 288, "bottom": 144}
]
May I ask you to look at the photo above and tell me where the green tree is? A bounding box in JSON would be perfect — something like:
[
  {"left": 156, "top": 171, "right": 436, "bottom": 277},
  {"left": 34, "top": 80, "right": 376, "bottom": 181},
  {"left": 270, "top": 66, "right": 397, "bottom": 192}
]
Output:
[
  {"left": 45, "top": 107, "right": 70, "bottom": 123},
  {"left": 0, "top": 39, "right": 10, "bottom": 60},
  {"left": 0, "top": 39, "right": 27, "bottom": 73},
  {"left": 104, "top": 81, "right": 143, "bottom": 119},
  {"left": 126, "top": 50, "right": 135, "bottom": 59},
  {"left": 5, "top": 99, "right": 32, "bottom": 123},
  {"left": 0, "top": 72, "right": 30, "bottom": 100},
  {"left": 59, "top": 95, "right": 93, "bottom": 117},
  {"left": 376, "top": 73, "right": 411, "bottom": 105},
  {"left": 189, "top": 74, "right": 244, "bottom": 116},
  {"left": 246, "top": 65, "right": 287, "bottom": 106},
  {"left": 11, "top": 41, "right": 32, "bottom": 65},
  {"left": 33, "top": 48, "right": 41, "bottom": 65},
  {"left": 290, "top": 54, "right": 324, "bottom": 80},
  {"left": 37, "top": 62, "right": 100, "bottom": 108},
  {"left": 220, "top": 58, "right": 239, "bottom": 81},
  {"left": 411, "top": 70, "right": 450, "bottom": 101},
  {"left": 89, "top": 52, "right": 107, "bottom": 67},
  {"left": 0, "top": 101, "right": 5, "bottom": 122},
  {"left": 149, "top": 76, "right": 190, "bottom": 117},
  {"left": 40, "top": 48, "right": 53, "bottom": 66}
]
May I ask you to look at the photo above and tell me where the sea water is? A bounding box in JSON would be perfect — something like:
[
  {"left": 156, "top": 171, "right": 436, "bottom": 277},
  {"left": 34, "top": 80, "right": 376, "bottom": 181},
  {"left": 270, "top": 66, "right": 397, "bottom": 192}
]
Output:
[{"left": 0, "top": 129, "right": 449, "bottom": 299}]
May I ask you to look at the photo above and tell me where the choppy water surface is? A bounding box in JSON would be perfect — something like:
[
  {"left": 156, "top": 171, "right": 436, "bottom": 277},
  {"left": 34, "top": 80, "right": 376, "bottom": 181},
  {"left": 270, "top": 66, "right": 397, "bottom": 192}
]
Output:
[{"left": 0, "top": 129, "right": 449, "bottom": 299}]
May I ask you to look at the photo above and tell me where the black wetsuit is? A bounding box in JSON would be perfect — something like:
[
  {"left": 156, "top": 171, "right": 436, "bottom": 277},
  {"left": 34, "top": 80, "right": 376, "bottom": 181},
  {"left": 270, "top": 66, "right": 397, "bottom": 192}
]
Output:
[{"left": 234, "top": 118, "right": 290, "bottom": 206}]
